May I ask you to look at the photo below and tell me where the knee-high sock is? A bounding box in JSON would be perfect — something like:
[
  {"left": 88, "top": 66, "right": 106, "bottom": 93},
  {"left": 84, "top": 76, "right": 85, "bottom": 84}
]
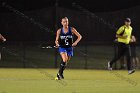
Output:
[{"left": 59, "top": 61, "right": 66, "bottom": 75}]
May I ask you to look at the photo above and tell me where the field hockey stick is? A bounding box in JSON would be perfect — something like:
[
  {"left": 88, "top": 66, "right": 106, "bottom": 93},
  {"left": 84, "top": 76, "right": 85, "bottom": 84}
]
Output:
[{"left": 41, "top": 46, "right": 59, "bottom": 49}]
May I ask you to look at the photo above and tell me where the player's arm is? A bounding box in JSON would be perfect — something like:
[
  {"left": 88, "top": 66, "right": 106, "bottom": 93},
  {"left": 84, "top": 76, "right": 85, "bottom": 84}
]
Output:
[
  {"left": 55, "top": 29, "right": 61, "bottom": 47},
  {"left": 116, "top": 34, "right": 128, "bottom": 39},
  {"left": 130, "top": 35, "right": 136, "bottom": 42},
  {"left": 0, "top": 34, "right": 6, "bottom": 42},
  {"left": 72, "top": 27, "right": 82, "bottom": 46},
  {"left": 116, "top": 27, "right": 127, "bottom": 39}
]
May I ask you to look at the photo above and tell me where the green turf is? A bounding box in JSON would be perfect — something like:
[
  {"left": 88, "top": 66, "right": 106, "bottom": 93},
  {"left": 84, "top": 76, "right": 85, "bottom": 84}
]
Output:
[{"left": 0, "top": 69, "right": 139, "bottom": 93}]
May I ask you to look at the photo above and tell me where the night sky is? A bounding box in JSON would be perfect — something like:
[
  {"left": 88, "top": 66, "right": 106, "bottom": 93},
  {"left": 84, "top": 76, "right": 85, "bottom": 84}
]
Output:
[{"left": 0, "top": 0, "right": 140, "bottom": 12}]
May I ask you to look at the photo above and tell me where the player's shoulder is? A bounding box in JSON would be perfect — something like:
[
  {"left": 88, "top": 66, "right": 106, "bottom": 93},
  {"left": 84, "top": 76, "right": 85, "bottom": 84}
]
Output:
[
  {"left": 57, "top": 28, "right": 61, "bottom": 31},
  {"left": 70, "top": 27, "right": 77, "bottom": 31},
  {"left": 129, "top": 26, "right": 133, "bottom": 30},
  {"left": 120, "top": 25, "right": 132, "bottom": 29},
  {"left": 118, "top": 25, "right": 127, "bottom": 31},
  {"left": 119, "top": 25, "right": 125, "bottom": 29},
  {"left": 57, "top": 28, "right": 62, "bottom": 32},
  {"left": 70, "top": 27, "right": 75, "bottom": 29}
]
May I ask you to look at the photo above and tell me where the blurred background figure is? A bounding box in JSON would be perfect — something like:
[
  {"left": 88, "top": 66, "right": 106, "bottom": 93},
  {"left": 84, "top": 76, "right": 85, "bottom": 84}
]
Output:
[
  {"left": 118, "top": 35, "right": 139, "bottom": 69},
  {"left": 108, "top": 18, "right": 136, "bottom": 74},
  {"left": 130, "top": 35, "right": 139, "bottom": 69},
  {"left": 119, "top": 56, "right": 126, "bottom": 69},
  {"left": 0, "top": 34, "right": 6, "bottom": 60},
  {"left": 114, "top": 38, "right": 126, "bottom": 70}
]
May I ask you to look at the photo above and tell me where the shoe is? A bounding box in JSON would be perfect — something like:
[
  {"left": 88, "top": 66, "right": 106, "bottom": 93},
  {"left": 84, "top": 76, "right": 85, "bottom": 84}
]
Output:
[
  {"left": 128, "top": 69, "right": 135, "bottom": 75},
  {"left": 56, "top": 73, "right": 62, "bottom": 80},
  {"left": 108, "top": 62, "right": 112, "bottom": 71},
  {"left": 56, "top": 73, "right": 64, "bottom": 80}
]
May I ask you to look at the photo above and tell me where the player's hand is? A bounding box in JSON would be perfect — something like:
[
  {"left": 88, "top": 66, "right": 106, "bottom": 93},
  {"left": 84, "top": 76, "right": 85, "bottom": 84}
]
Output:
[
  {"left": 72, "top": 42, "right": 77, "bottom": 47},
  {"left": 122, "top": 36, "right": 128, "bottom": 39},
  {"left": 116, "top": 35, "right": 128, "bottom": 39},
  {"left": 55, "top": 41, "right": 59, "bottom": 47},
  {"left": 130, "top": 39, "right": 133, "bottom": 42},
  {"left": 3, "top": 38, "right": 6, "bottom": 42}
]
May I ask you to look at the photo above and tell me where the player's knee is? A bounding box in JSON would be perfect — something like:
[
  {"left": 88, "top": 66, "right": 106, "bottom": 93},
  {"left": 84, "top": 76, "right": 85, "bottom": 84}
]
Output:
[
  {"left": 66, "top": 56, "right": 69, "bottom": 62},
  {"left": 62, "top": 57, "right": 68, "bottom": 62},
  {"left": 62, "top": 59, "right": 67, "bottom": 62}
]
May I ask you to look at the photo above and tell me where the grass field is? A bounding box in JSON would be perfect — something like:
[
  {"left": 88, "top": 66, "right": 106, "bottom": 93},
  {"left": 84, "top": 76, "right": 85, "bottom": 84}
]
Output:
[{"left": 0, "top": 69, "right": 139, "bottom": 93}]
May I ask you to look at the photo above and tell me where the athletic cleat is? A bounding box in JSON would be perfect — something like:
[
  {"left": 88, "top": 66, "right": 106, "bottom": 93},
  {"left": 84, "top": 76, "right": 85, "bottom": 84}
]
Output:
[
  {"left": 128, "top": 69, "right": 135, "bottom": 75},
  {"left": 56, "top": 73, "right": 63, "bottom": 80},
  {"left": 108, "top": 62, "right": 112, "bottom": 71},
  {"left": 57, "top": 74, "right": 61, "bottom": 80}
]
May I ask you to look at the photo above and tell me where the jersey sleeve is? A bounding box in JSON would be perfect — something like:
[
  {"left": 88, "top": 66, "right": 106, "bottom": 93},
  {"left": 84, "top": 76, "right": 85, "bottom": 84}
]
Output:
[{"left": 116, "top": 26, "right": 124, "bottom": 35}]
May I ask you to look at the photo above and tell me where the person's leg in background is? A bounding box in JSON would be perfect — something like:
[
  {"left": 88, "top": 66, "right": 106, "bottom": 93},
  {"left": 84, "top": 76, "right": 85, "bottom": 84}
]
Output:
[
  {"left": 0, "top": 52, "right": 1, "bottom": 61},
  {"left": 0, "top": 46, "right": 1, "bottom": 61},
  {"left": 108, "top": 43, "right": 126, "bottom": 70},
  {"left": 131, "top": 46, "right": 139, "bottom": 69},
  {"left": 119, "top": 56, "right": 126, "bottom": 69},
  {"left": 135, "top": 57, "right": 140, "bottom": 69},
  {"left": 132, "top": 57, "right": 140, "bottom": 69},
  {"left": 126, "top": 45, "right": 135, "bottom": 74}
]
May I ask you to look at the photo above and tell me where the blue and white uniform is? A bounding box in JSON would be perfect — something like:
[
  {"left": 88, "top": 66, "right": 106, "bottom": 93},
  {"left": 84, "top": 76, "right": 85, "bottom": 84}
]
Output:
[{"left": 58, "top": 27, "right": 73, "bottom": 56}]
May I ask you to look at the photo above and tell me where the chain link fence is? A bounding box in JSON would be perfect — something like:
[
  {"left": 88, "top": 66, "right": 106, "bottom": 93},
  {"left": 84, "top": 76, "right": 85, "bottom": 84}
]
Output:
[{"left": 0, "top": 42, "right": 139, "bottom": 69}]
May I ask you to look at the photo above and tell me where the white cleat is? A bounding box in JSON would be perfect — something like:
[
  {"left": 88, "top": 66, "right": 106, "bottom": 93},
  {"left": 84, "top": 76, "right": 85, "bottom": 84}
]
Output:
[{"left": 128, "top": 69, "right": 135, "bottom": 75}]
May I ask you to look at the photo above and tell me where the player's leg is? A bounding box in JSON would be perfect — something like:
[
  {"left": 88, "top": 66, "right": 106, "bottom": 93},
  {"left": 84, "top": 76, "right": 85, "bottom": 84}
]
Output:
[
  {"left": 60, "top": 55, "right": 71, "bottom": 76},
  {"left": 119, "top": 56, "right": 126, "bottom": 69},
  {"left": 132, "top": 58, "right": 135, "bottom": 68},
  {"left": 0, "top": 52, "right": 1, "bottom": 61},
  {"left": 67, "top": 56, "right": 71, "bottom": 62},
  {"left": 56, "top": 47, "right": 73, "bottom": 80},
  {"left": 131, "top": 47, "right": 139, "bottom": 69},
  {"left": 108, "top": 43, "right": 125, "bottom": 70},
  {"left": 56, "top": 47, "right": 68, "bottom": 80},
  {"left": 131, "top": 46, "right": 136, "bottom": 68},
  {"left": 58, "top": 52, "right": 68, "bottom": 79},
  {"left": 0, "top": 46, "right": 1, "bottom": 61},
  {"left": 135, "top": 57, "right": 140, "bottom": 69},
  {"left": 58, "top": 47, "right": 73, "bottom": 79},
  {"left": 133, "top": 57, "right": 140, "bottom": 68},
  {"left": 126, "top": 45, "right": 135, "bottom": 74},
  {"left": 67, "top": 47, "right": 73, "bottom": 62},
  {"left": 65, "top": 47, "right": 73, "bottom": 66}
]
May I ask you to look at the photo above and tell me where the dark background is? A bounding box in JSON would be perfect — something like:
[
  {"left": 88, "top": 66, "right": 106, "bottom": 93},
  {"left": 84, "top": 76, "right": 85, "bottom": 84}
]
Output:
[
  {"left": 0, "top": 0, "right": 140, "bottom": 45},
  {"left": 0, "top": 0, "right": 140, "bottom": 69}
]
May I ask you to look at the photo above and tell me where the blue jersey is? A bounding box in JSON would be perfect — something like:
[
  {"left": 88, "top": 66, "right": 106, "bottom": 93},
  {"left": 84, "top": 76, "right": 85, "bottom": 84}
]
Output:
[{"left": 59, "top": 27, "right": 73, "bottom": 48}]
